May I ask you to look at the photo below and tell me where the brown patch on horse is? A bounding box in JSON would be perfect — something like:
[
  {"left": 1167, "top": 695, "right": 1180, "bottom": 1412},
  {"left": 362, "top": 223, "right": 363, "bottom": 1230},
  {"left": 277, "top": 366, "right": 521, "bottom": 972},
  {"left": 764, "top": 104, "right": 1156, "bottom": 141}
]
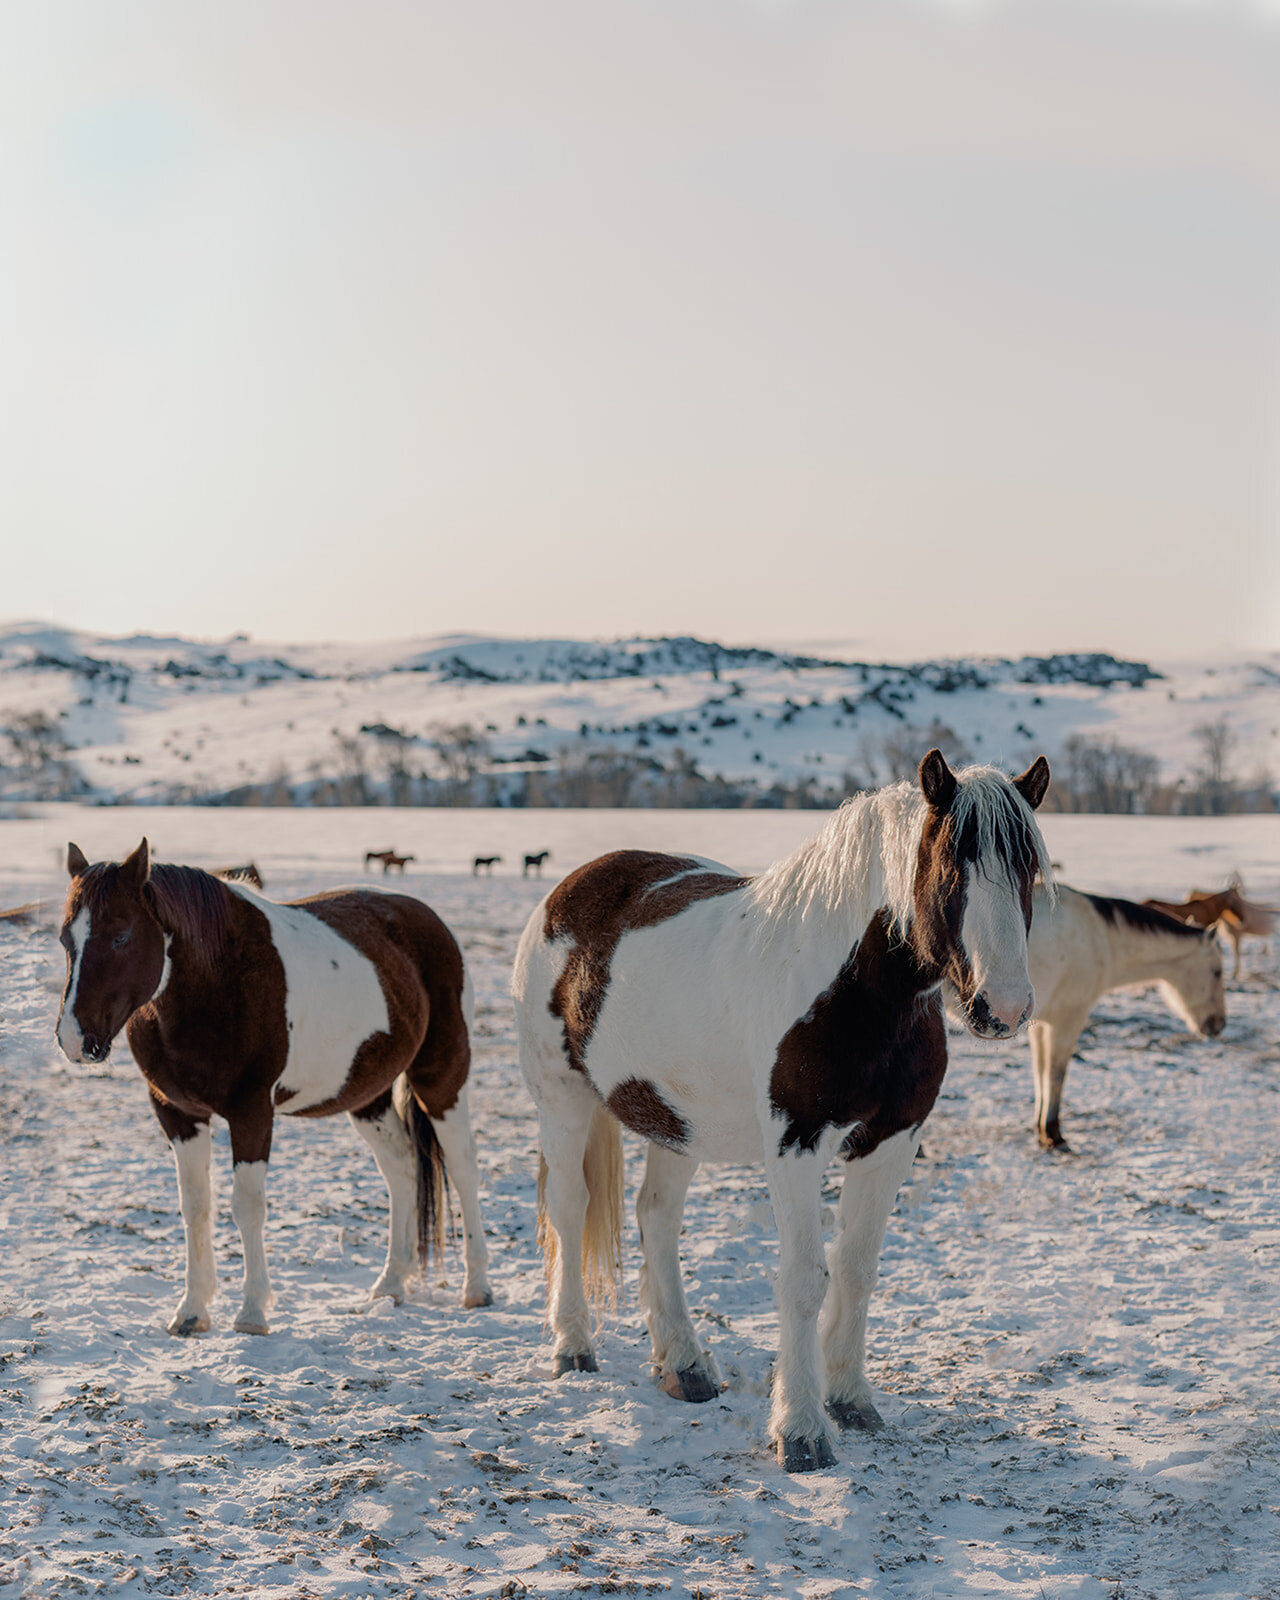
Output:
[
  {"left": 607, "top": 1077, "right": 690, "bottom": 1148},
  {"left": 544, "top": 851, "right": 750, "bottom": 1074},
  {"left": 289, "top": 888, "right": 471, "bottom": 1119},
  {"left": 769, "top": 910, "right": 948, "bottom": 1158}
]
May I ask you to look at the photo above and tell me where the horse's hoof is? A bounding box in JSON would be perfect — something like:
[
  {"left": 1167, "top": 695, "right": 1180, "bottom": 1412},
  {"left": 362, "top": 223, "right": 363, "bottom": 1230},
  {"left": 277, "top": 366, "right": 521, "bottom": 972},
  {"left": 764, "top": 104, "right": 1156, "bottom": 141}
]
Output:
[
  {"left": 168, "top": 1314, "right": 209, "bottom": 1337},
  {"left": 463, "top": 1287, "right": 494, "bottom": 1309},
  {"left": 1038, "top": 1129, "right": 1071, "bottom": 1153},
  {"left": 369, "top": 1281, "right": 406, "bottom": 1306},
  {"left": 553, "top": 1351, "right": 598, "bottom": 1377},
  {"left": 778, "top": 1434, "right": 837, "bottom": 1473},
  {"left": 661, "top": 1363, "right": 719, "bottom": 1404},
  {"left": 827, "top": 1397, "right": 884, "bottom": 1432},
  {"left": 233, "top": 1317, "right": 270, "bottom": 1336}
]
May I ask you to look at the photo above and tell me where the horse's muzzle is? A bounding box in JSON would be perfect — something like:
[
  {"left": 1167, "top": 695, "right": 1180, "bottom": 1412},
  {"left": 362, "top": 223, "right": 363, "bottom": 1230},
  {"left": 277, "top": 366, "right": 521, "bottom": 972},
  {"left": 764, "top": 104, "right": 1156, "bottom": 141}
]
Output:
[
  {"left": 965, "top": 991, "right": 1032, "bottom": 1040},
  {"left": 1200, "top": 1013, "right": 1226, "bottom": 1038}
]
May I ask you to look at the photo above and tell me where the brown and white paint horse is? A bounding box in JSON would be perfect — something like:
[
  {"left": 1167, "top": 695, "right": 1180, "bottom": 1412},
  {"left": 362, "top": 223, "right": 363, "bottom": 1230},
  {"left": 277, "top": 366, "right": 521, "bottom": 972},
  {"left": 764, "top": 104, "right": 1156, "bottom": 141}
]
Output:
[
  {"left": 56, "top": 840, "right": 491, "bottom": 1335},
  {"left": 513, "top": 750, "right": 1052, "bottom": 1472}
]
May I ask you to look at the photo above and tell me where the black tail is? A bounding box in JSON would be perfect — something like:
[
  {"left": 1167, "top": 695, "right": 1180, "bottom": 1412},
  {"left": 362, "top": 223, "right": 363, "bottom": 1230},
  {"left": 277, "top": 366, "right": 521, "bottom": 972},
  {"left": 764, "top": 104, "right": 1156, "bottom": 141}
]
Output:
[{"left": 406, "top": 1094, "right": 451, "bottom": 1268}]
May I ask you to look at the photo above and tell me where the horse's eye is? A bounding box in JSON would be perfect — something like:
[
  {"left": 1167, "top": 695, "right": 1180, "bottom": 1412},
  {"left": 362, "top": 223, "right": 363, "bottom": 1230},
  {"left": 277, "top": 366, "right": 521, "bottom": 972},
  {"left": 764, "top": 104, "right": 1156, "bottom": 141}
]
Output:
[{"left": 112, "top": 930, "right": 131, "bottom": 949}]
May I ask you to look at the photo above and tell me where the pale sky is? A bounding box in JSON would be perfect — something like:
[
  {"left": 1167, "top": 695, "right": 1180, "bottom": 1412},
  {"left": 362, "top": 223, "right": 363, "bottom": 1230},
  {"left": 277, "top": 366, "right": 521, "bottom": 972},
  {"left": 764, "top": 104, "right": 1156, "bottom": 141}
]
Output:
[{"left": 2, "top": 0, "right": 1279, "bottom": 660}]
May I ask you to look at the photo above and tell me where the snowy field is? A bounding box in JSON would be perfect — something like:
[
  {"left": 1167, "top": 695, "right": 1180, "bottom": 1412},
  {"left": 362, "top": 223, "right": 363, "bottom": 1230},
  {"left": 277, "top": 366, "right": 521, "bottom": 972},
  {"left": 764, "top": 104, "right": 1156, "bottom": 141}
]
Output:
[{"left": 1, "top": 805, "right": 1278, "bottom": 1600}]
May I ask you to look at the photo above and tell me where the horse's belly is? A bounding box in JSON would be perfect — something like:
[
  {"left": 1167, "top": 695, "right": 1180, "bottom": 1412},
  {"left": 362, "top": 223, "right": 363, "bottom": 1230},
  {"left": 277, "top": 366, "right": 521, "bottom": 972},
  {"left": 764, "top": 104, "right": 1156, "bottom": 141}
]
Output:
[{"left": 256, "top": 901, "right": 392, "bottom": 1112}]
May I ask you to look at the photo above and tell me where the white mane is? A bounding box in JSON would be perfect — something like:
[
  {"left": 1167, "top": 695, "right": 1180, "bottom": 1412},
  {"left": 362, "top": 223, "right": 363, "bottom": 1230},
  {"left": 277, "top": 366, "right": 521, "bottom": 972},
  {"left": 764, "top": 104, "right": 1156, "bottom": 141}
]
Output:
[{"left": 747, "top": 764, "right": 1055, "bottom": 949}]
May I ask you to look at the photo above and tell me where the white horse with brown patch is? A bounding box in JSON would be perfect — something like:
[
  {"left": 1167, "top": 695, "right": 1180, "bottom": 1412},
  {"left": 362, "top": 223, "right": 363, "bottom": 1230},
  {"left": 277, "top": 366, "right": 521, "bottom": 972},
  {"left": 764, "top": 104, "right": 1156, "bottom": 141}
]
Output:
[
  {"left": 513, "top": 751, "right": 1052, "bottom": 1472},
  {"left": 1026, "top": 885, "right": 1226, "bottom": 1150},
  {"left": 56, "top": 840, "right": 491, "bottom": 1334}
]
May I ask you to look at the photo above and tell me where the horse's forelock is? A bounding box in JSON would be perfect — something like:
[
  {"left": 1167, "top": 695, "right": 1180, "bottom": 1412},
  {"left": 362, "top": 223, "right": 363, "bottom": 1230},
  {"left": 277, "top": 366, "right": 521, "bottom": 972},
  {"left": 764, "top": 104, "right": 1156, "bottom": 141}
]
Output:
[{"left": 945, "top": 767, "right": 1056, "bottom": 901}]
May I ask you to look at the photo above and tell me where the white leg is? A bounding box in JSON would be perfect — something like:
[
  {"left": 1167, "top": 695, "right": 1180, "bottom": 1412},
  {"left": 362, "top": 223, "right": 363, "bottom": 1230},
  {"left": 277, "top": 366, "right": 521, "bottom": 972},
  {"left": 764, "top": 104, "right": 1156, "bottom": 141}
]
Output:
[
  {"left": 637, "top": 1143, "right": 718, "bottom": 1401},
  {"left": 430, "top": 1086, "right": 493, "bottom": 1309},
  {"left": 821, "top": 1126, "right": 919, "bottom": 1431},
  {"left": 537, "top": 1075, "right": 601, "bottom": 1373},
  {"left": 1029, "top": 1021, "right": 1050, "bottom": 1137},
  {"left": 231, "top": 1161, "right": 273, "bottom": 1334},
  {"left": 763, "top": 1141, "right": 837, "bottom": 1471},
  {"left": 350, "top": 1100, "right": 418, "bottom": 1304},
  {"left": 167, "top": 1124, "right": 216, "bottom": 1336}
]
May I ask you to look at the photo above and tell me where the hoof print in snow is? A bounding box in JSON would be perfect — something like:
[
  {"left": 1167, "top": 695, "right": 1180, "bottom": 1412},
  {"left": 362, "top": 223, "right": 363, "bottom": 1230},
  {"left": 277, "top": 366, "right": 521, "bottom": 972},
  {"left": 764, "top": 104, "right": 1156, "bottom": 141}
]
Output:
[
  {"left": 827, "top": 1397, "right": 884, "bottom": 1433},
  {"left": 553, "top": 1351, "right": 598, "bottom": 1376},
  {"left": 778, "top": 1434, "right": 837, "bottom": 1473}
]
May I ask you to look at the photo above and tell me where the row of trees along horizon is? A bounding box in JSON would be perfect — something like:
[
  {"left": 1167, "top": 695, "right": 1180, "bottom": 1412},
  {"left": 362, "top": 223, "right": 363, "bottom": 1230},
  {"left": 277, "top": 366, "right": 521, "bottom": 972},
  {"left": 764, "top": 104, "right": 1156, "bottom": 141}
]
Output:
[{"left": 1, "top": 709, "right": 1274, "bottom": 815}]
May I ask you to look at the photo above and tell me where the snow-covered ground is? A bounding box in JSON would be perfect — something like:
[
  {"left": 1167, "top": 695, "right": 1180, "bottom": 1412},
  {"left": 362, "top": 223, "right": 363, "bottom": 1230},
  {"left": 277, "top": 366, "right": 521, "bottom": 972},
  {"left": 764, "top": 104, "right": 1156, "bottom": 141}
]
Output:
[
  {"left": 1, "top": 622, "right": 1276, "bottom": 802},
  {"left": 1, "top": 806, "right": 1278, "bottom": 1599}
]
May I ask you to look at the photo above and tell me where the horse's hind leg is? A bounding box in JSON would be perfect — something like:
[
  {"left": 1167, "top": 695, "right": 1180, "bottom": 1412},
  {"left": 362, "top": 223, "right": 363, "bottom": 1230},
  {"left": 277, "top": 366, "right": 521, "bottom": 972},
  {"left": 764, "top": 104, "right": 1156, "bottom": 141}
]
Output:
[
  {"left": 637, "top": 1142, "right": 718, "bottom": 1403},
  {"left": 537, "top": 1073, "right": 610, "bottom": 1374},
  {"left": 227, "top": 1104, "right": 275, "bottom": 1334},
  {"left": 425, "top": 1083, "right": 493, "bottom": 1308},
  {"left": 350, "top": 1088, "right": 418, "bottom": 1304},
  {"left": 821, "top": 1126, "right": 919, "bottom": 1434},
  {"left": 151, "top": 1096, "right": 216, "bottom": 1336}
]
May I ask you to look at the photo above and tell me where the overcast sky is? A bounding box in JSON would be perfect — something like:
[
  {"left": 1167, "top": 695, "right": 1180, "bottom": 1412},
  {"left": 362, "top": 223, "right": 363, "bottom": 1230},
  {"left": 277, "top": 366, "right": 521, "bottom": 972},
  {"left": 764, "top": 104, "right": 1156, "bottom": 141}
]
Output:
[{"left": 2, "top": 0, "right": 1278, "bottom": 660}]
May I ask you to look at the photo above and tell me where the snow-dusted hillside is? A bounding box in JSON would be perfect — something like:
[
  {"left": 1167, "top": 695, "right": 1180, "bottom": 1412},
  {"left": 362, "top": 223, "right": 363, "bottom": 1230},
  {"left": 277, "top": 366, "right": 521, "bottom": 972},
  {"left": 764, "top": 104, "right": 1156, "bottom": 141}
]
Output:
[{"left": 0, "top": 622, "right": 1275, "bottom": 805}]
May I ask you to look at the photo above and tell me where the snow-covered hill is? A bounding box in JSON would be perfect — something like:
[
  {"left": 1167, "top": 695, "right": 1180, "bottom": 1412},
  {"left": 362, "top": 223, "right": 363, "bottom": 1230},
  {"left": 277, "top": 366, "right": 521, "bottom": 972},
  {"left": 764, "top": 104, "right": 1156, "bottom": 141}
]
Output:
[{"left": 0, "top": 623, "right": 1275, "bottom": 806}]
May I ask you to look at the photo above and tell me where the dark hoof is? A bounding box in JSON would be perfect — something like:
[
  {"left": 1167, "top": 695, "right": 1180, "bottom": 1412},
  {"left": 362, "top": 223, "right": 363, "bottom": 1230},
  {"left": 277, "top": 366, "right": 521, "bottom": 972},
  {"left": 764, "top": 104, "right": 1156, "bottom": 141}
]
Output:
[
  {"left": 778, "top": 1434, "right": 837, "bottom": 1473},
  {"left": 1038, "top": 1128, "right": 1071, "bottom": 1153},
  {"left": 553, "top": 1351, "right": 598, "bottom": 1377},
  {"left": 173, "top": 1316, "right": 203, "bottom": 1338},
  {"left": 827, "top": 1397, "right": 884, "bottom": 1433},
  {"left": 663, "top": 1364, "right": 719, "bottom": 1404}
]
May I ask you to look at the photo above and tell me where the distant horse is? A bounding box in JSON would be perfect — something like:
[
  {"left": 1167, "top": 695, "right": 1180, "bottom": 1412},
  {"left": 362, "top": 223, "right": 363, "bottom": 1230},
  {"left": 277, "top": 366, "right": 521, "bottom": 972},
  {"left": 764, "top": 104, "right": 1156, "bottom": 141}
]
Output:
[
  {"left": 1027, "top": 886, "right": 1226, "bottom": 1150},
  {"left": 1170, "top": 879, "right": 1279, "bottom": 979},
  {"left": 365, "top": 849, "right": 397, "bottom": 871},
  {"left": 513, "top": 751, "right": 1051, "bottom": 1472},
  {"left": 473, "top": 856, "right": 502, "bottom": 877},
  {"left": 523, "top": 851, "right": 551, "bottom": 879},
  {"left": 56, "top": 840, "right": 491, "bottom": 1335},
  {"left": 215, "top": 863, "right": 264, "bottom": 889},
  {"left": 381, "top": 853, "right": 415, "bottom": 876}
]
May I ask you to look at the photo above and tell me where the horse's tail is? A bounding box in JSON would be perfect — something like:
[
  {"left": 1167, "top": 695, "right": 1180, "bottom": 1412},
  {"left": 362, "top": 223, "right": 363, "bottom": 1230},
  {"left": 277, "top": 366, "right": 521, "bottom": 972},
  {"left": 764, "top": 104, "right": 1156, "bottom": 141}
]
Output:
[
  {"left": 403, "top": 1089, "right": 450, "bottom": 1268},
  {"left": 536, "top": 1103, "right": 624, "bottom": 1311}
]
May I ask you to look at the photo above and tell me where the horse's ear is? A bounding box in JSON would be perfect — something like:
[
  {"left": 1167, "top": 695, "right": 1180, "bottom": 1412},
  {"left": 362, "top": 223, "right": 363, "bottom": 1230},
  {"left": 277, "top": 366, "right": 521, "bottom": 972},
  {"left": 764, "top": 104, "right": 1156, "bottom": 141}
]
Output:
[
  {"left": 1013, "top": 755, "right": 1051, "bottom": 812},
  {"left": 919, "top": 748, "right": 957, "bottom": 813},
  {"left": 67, "top": 842, "right": 89, "bottom": 878},
  {"left": 119, "top": 838, "right": 151, "bottom": 889}
]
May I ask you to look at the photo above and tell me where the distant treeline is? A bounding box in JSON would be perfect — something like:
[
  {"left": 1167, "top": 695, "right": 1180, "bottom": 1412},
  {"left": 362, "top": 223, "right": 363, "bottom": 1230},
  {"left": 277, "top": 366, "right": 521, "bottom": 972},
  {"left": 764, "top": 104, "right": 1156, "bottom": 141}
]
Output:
[{"left": 2, "top": 710, "right": 1275, "bottom": 814}]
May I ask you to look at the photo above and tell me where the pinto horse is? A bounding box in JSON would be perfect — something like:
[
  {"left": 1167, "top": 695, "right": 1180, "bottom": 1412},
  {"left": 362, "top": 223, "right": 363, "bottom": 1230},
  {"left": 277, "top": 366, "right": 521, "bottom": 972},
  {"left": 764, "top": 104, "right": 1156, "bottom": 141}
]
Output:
[
  {"left": 513, "top": 750, "right": 1052, "bottom": 1472},
  {"left": 56, "top": 840, "right": 491, "bottom": 1335}
]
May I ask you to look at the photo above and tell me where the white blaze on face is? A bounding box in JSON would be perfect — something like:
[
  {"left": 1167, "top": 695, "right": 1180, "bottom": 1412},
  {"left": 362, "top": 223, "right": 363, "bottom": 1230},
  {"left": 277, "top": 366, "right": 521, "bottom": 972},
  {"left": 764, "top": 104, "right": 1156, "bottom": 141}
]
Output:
[
  {"left": 56, "top": 906, "right": 92, "bottom": 1062},
  {"left": 960, "top": 864, "right": 1034, "bottom": 1030}
]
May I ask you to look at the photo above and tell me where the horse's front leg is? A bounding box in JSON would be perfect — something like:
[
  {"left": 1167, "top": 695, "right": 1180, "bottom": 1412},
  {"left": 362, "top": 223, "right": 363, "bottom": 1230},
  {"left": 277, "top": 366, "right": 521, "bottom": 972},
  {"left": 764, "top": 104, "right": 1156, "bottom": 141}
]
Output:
[
  {"left": 637, "top": 1142, "right": 718, "bottom": 1402},
  {"left": 227, "top": 1101, "right": 275, "bottom": 1334},
  {"left": 762, "top": 1139, "right": 837, "bottom": 1472},
  {"left": 151, "top": 1095, "right": 216, "bottom": 1336},
  {"left": 821, "top": 1126, "right": 920, "bottom": 1432}
]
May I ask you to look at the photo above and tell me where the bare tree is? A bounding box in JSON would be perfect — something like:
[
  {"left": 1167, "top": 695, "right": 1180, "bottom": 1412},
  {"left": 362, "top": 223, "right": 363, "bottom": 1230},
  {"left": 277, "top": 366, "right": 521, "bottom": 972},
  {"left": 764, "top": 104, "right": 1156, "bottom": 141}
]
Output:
[{"left": 1190, "top": 718, "right": 1236, "bottom": 814}]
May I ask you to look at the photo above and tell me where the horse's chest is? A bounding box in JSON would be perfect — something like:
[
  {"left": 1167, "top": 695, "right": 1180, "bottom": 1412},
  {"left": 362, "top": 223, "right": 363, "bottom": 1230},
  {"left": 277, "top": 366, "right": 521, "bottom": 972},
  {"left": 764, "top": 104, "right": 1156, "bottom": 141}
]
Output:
[
  {"left": 262, "top": 907, "right": 391, "bottom": 1111},
  {"left": 769, "top": 941, "right": 948, "bottom": 1158}
]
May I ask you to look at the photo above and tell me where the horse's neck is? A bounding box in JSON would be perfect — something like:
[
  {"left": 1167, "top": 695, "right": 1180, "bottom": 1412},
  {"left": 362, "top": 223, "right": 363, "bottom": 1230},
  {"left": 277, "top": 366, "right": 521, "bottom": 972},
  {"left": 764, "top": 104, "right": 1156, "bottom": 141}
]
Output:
[{"left": 1100, "top": 920, "right": 1197, "bottom": 986}]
